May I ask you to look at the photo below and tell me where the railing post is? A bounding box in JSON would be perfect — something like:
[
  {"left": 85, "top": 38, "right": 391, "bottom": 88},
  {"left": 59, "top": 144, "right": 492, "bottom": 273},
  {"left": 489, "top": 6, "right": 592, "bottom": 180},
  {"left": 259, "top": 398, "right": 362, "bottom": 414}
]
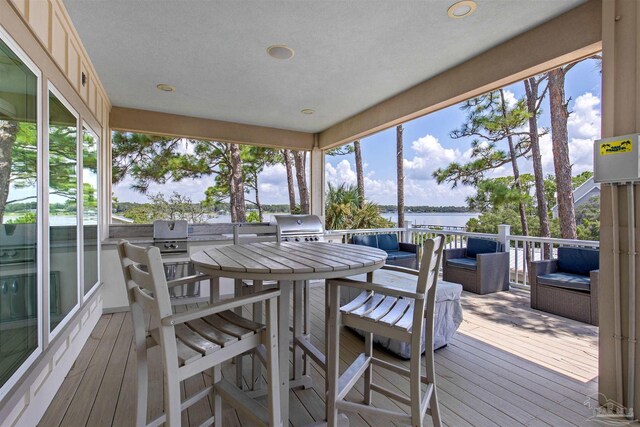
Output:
[
  {"left": 498, "top": 224, "right": 511, "bottom": 250},
  {"left": 404, "top": 220, "right": 413, "bottom": 243}
]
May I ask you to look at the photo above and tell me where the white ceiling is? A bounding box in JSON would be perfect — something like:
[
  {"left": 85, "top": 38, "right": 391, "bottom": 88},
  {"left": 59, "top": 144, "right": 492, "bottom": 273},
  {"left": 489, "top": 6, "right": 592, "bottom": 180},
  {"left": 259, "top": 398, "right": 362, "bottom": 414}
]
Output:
[{"left": 63, "top": 0, "right": 586, "bottom": 133}]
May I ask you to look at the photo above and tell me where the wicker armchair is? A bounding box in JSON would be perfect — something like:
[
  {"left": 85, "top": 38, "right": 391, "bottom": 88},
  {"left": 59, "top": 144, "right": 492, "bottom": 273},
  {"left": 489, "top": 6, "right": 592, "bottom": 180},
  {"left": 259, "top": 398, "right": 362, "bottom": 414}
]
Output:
[
  {"left": 442, "top": 237, "right": 509, "bottom": 295},
  {"left": 529, "top": 247, "right": 599, "bottom": 325}
]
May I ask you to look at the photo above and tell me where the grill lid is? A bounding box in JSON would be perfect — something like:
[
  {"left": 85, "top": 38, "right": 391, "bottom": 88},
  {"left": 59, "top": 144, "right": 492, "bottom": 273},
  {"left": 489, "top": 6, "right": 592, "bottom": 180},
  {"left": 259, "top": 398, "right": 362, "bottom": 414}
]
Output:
[
  {"left": 153, "top": 220, "right": 188, "bottom": 240},
  {"left": 274, "top": 214, "right": 324, "bottom": 235}
]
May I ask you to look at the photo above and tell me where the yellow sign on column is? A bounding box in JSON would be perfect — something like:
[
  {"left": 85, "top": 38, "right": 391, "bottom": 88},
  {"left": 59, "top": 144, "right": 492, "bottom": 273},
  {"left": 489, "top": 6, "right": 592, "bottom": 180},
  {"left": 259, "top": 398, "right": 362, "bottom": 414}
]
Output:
[{"left": 599, "top": 139, "right": 633, "bottom": 155}]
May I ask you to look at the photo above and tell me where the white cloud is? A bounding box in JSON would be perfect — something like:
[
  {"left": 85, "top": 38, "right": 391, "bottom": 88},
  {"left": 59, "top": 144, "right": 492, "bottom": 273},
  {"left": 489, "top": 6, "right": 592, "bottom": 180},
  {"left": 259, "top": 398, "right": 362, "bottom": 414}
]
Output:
[{"left": 404, "top": 134, "right": 463, "bottom": 180}]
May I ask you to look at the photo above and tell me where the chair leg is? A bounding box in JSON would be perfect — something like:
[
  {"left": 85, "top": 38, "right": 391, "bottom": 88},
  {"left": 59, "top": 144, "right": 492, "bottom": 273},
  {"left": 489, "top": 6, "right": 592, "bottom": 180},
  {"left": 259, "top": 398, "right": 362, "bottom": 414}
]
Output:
[
  {"left": 327, "top": 283, "right": 341, "bottom": 427},
  {"left": 252, "top": 280, "right": 264, "bottom": 391},
  {"left": 234, "top": 278, "right": 244, "bottom": 389},
  {"left": 429, "top": 386, "right": 442, "bottom": 427},
  {"left": 212, "top": 365, "right": 223, "bottom": 427},
  {"left": 164, "top": 370, "right": 182, "bottom": 427},
  {"left": 410, "top": 345, "right": 422, "bottom": 427},
  {"left": 363, "top": 332, "right": 373, "bottom": 405},
  {"left": 265, "top": 296, "right": 282, "bottom": 427},
  {"left": 132, "top": 310, "right": 149, "bottom": 427}
]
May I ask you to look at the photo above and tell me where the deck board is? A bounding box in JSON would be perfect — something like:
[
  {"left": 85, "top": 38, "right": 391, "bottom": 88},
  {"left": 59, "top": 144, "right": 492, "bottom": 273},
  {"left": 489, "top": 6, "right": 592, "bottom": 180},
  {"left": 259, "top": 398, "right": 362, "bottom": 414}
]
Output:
[{"left": 40, "top": 287, "right": 599, "bottom": 427}]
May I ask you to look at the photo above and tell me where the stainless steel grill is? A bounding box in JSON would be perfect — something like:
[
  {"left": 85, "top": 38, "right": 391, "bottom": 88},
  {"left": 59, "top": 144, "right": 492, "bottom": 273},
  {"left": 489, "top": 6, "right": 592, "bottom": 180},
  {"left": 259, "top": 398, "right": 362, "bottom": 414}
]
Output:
[
  {"left": 153, "top": 220, "right": 188, "bottom": 253},
  {"left": 274, "top": 214, "right": 325, "bottom": 242}
]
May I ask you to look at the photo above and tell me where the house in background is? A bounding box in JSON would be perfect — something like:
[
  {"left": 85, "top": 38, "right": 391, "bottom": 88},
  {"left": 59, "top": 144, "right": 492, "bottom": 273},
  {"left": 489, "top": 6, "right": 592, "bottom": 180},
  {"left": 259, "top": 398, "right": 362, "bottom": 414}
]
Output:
[{"left": 552, "top": 176, "right": 601, "bottom": 219}]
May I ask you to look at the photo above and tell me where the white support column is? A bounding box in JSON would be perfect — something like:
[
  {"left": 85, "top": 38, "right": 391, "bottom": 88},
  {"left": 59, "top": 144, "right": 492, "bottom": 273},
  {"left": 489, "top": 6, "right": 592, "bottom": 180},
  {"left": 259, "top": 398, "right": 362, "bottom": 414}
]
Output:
[
  {"left": 599, "top": 0, "right": 640, "bottom": 417},
  {"left": 310, "top": 145, "right": 325, "bottom": 218}
]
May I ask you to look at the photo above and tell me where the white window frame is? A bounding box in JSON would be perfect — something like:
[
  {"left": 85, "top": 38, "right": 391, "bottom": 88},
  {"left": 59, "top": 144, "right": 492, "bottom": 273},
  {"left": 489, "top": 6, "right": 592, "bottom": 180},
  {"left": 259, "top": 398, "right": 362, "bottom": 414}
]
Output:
[
  {"left": 0, "top": 24, "right": 43, "bottom": 402},
  {"left": 47, "top": 83, "right": 81, "bottom": 340},
  {"left": 81, "top": 123, "right": 101, "bottom": 301}
]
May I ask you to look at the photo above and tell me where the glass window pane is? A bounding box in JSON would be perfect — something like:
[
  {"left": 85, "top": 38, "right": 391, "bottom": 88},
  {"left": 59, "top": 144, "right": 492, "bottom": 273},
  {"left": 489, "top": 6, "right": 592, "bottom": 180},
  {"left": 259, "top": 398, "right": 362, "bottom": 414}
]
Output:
[
  {"left": 82, "top": 128, "right": 98, "bottom": 294},
  {"left": 48, "top": 91, "right": 77, "bottom": 331},
  {"left": 0, "top": 38, "right": 39, "bottom": 389}
]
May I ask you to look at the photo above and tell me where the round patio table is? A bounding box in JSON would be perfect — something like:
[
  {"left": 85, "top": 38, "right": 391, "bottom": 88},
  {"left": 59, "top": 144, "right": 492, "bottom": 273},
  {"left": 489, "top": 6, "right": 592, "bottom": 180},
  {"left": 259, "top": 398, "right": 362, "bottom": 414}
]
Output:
[{"left": 191, "top": 241, "right": 387, "bottom": 426}]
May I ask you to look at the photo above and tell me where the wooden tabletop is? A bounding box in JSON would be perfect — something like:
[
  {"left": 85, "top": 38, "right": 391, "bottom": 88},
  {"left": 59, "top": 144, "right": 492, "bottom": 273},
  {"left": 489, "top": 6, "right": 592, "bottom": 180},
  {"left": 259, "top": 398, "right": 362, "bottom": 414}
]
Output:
[{"left": 190, "top": 241, "right": 388, "bottom": 280}]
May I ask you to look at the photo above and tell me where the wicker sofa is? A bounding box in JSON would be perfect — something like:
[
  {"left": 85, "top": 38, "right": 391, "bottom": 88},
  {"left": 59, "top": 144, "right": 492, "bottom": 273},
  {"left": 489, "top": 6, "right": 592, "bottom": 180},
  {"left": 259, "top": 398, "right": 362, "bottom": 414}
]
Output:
[
  {"left": 351, "top": 233, "right": 419, "bottom": 269},
  {"left": 529, "top": 247, "right": 599, "bottom": 325},
  {"left": 442, "top": 237, "right": 509, "bottom": 295}
]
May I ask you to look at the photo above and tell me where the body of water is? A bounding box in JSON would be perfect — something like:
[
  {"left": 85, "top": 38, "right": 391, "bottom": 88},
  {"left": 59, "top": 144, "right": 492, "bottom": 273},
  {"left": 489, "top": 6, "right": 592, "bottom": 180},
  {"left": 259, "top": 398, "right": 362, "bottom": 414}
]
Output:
[{"left": 208, "top": 212, "right": 479, "bottom": 228}]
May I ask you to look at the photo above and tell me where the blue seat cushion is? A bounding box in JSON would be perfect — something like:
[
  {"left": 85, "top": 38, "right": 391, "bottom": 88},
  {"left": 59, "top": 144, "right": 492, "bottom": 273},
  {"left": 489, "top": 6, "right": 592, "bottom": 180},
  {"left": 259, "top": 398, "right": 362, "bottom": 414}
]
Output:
[
  {"left": 557, "top": 247, "right": 599, "bottom": 276},
  {"left": 377, "top": 234, "right": 400, "bottom": 252},
  {"left": 352, "top": 235, "right": 378, "bottom": 248},
  {"left": 537, "top": 272, "right": 591, "bottom": 292},
  {"left": 385, "top": 250, "right": 417, "bottom": 261},
  {"left": 446, "top": 257, "right": 477, "bottom": 271},
  {"left": 466, "top": 238, "right": 501, "bottom": 258}
]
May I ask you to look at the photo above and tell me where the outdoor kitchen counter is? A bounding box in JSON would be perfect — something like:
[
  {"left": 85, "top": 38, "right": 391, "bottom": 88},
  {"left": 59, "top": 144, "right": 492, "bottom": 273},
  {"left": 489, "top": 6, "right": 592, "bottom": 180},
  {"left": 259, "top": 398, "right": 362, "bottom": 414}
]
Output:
[{"left": 101, "top": 234, "right": 232, "bottom": 246}]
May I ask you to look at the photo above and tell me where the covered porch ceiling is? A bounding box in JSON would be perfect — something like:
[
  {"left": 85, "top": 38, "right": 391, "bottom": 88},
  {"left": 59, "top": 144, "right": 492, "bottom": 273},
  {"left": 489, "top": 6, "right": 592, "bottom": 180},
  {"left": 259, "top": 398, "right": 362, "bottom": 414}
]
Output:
[{"left": 63, "top": 0, "right": 600, "bottom": 150}]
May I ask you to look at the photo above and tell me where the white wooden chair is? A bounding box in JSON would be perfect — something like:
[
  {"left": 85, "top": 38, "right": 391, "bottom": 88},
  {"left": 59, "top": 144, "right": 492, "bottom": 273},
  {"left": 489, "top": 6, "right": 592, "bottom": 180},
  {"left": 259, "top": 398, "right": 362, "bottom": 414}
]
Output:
[
  {"left": 117, "top": 240, "right": 281, "bottom": 427},
  {"left": 232, "top": 223, "right": 281, "bottom": 390},
  {"left": 326, "top": 235, "right": 445, "bottom": 427}
]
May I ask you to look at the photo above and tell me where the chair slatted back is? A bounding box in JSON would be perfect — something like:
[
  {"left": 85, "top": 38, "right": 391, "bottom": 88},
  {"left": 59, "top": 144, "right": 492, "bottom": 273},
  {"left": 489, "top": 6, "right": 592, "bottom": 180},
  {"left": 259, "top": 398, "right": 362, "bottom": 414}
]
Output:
[
  {"left": 118, "top": 240, "right": 174, "bottom": 331},
  {"left": 233, "top": 223, "right": 280, "bottom": 244},
  {"left": 412, "top": 235, "right": 445, "bottom": 351}
]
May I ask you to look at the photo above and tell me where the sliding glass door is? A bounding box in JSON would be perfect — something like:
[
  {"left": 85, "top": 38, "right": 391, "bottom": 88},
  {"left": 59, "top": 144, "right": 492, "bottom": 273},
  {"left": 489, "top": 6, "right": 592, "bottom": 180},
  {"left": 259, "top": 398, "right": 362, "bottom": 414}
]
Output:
[{"left": 0, "top": 37, "right": 40, "bottom": 389}]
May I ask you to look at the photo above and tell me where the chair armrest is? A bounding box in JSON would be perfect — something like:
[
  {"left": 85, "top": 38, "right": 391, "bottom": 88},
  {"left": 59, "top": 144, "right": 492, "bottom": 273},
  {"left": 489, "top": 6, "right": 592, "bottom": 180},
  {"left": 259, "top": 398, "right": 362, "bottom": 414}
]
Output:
[
  {"left": 328, "top": 277, "right": 422, "bottom": 300},
  {"left": 443, "top": 247, "right": 467, "bottom": 261},
  {"left": 398, "top": 242, "right": 419, "bottom": 254},
  {"left": 529, "top": 259, "right": 558, "bottom": 277},
  {"left": 162, "top": 289, "right": 280, "bottom": 326},
  {"left": 166, "top": 273, "right": 211, "bottom": 288},
  {"left": 381, "top": 264, "right": 420, "bottom": 276}
]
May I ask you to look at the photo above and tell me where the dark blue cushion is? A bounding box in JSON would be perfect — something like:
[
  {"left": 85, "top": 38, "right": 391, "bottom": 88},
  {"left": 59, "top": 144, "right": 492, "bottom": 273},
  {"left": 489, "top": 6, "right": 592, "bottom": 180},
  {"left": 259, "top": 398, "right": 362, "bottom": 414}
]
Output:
[
  {"left": 537, "top": 272, "right": 591, "bottom": 292},
  {"left": 385, "top": 250, "right": 417, "bottom": 261},
  {"left": 377, "top": 234, "right": 399, "bottom": 252},
  {"left": 466, "top": 238, "right": 501, "bottom": 258},
  {"left": 557, "top": 247, "right": 599, "bottom": 276},
  {"left": 352, "top": 235, "right": 378, "bottom": 248},
  {"left": 446, "top": 257, "right": 477, "bottom": 271}
]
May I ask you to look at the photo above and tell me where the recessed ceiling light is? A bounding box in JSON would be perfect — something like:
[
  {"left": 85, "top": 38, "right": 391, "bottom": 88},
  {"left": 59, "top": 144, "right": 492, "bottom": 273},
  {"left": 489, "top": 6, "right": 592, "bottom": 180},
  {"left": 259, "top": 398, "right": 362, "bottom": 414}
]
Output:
[
  {"left": 300, "top": 109, "right": 315, "bottom": 115},
  {"left": 447, "top": 0, "right": 477, "bottom": 19},
  {"left": 156, "top": 83, "right": 175, "bottom": 92},
  {"left": 267, "top": 45, "right": 295, "bottom": 60}
]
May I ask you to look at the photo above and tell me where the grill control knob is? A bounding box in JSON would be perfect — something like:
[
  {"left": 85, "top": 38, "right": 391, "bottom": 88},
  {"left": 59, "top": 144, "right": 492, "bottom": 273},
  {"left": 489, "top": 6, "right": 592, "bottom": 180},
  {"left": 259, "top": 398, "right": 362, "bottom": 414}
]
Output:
[
  {"left": 304, "top": 237, "right": 309, "bottom": 241},
  {"left": 295, "top": 237, "right": 300, "bottom": 242}
]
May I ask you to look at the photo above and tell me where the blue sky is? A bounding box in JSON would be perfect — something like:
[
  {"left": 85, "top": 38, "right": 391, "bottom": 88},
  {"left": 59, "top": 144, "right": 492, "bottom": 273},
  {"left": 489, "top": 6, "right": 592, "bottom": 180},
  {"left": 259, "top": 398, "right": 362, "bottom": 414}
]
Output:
[
  {"left": 113, "top": 58, "right": 602, "bottom": 207},
  {"left": 324, "top": 58, "right": 602, "bottom": 206}
]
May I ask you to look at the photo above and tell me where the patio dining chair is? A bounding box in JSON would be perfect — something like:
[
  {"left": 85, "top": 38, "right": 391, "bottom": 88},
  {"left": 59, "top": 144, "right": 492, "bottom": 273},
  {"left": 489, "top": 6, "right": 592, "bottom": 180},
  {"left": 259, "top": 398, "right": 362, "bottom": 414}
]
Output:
[
  {"left": 232, "top": 223, "right": 281, "bottom": 390},
  {"left": 326, "top": 235, "right": 445, "bottom": 427},
  {"left": 117, "top": 240, "right": 281, "bottom": 427}
]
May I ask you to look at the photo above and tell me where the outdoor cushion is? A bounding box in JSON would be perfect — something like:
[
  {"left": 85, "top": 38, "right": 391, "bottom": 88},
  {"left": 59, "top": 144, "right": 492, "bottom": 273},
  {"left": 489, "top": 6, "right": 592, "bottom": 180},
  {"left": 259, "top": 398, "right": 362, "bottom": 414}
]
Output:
[
  {"left": 352, "top": 234, "right": 378, "bottom": 248},
  {"left": 537, "top": 272, "right": 591, "bottom": 292},
  {"left": 557, "top": 247, "right": 599, "bottom": 276},
  {"left": 377, "top": 234, "right": 400, "bottom": 252},
  {"left": 446, "top": 257, "right": 477, "bottom": 271},
  {"left": 466, "top": 238, "right": 501, "bottom": 258},
  {"left": 385, "top": 250, "right": 416, "bottom": 261}
]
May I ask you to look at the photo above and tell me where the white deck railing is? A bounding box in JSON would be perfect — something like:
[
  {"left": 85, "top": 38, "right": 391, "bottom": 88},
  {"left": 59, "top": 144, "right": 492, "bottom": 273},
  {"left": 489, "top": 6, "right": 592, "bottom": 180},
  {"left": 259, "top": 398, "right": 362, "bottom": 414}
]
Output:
[{"left": 329, "top": 224, "right": 600, "bottom": 288}]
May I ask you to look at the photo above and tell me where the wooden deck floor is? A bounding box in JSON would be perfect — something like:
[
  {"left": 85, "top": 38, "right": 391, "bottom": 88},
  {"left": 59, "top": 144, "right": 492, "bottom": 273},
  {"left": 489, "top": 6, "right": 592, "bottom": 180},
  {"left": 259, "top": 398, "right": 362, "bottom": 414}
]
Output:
[{"left": 40, "top": 287, "right": 599, "bottom": 427}]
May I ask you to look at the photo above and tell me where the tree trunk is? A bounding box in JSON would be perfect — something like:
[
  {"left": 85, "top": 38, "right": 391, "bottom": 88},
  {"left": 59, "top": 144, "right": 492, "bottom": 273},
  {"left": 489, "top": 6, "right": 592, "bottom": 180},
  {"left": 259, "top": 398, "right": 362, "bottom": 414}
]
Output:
[
  {"left": 255, "top": 176, "right": 263, "bottom": 222},
  {"left": 547, "top": 68, "right": 577, "bottom": 239},
  {"left": 283, "top": 149, "right": 296, "bottom": 213},
  {"left": 524, "top": 78, "right": 551, "bottom": 249},
  {"left": 396, "top": 125, "right": 405, "bottom": 228},
  {"left": 293, "top": 150, "right": 310, "bottom": 214},
  {"left": 353, "top": 140, "right": 365, "bottom": 208},
  {"left": 229, "top": 143, "right": 246, "bottom": 222},
  {"left": 499, "top": 89, "right": 529, "bottom": 237},
  {"left": 0, "top": 120, "right": 18, "bottom": 224}
]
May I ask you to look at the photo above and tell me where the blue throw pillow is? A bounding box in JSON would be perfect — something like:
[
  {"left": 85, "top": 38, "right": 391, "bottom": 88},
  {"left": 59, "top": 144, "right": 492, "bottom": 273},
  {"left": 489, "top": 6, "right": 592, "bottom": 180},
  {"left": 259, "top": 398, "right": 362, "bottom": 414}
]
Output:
[
  {"left": 377, "top": 234, "right": 399, "bottom": 252},
  {"left": 352, "top": 234, "right": 378, "bottom": 248},
  {"left": 557, "top": 247, "right": 599, "bottom": 276},
  {"left": 466, "top": 237, "right": 501, "bottom": 258}
]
